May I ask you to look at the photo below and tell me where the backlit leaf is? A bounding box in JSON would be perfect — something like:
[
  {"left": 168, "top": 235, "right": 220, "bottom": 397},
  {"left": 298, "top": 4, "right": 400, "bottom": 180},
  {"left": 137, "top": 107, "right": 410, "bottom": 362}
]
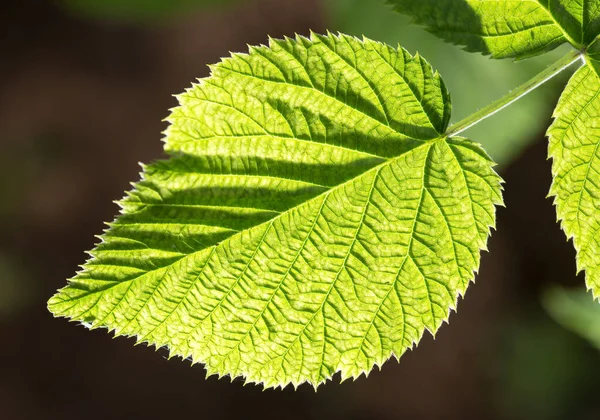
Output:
[
  {"left": 48, "top": 33, "right": 502, "bottom": 388},
  {"left": 549, "top": 60, "right": 600, "bottom": 298},
  {"left": 386, "top": 0, "right": 600, "bottom": 58}
]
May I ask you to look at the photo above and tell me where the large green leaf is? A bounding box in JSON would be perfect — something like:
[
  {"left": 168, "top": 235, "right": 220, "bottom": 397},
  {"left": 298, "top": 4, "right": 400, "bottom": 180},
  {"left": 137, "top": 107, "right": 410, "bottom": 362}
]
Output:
[
  {"left": 549, "top": 61, "right": 600, "bottom": 299},
  {"left": 386, "top": 0, "right": 599, "bottom": 58},
  {"left": 48, "top": 33, "right": 502, "bottom": 388}
]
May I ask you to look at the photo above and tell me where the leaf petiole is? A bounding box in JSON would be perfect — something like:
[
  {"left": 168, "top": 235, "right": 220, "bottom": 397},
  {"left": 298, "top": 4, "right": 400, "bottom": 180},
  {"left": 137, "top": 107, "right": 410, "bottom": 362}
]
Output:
[{"left": 447, "top": 49, "right": 584, "bottom": 137}]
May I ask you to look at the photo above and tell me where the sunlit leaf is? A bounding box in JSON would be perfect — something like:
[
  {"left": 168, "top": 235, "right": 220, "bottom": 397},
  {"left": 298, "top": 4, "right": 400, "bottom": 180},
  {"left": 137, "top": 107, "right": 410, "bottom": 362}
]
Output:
[
  {"left": 549, "top": 61, "right": 600, "bottom": 298},
  {"left": 386, "top": 0, "right": 599, "bottom": 58},
  {"left": 48, "top": 33, "right": 502, "bottom": 388}
]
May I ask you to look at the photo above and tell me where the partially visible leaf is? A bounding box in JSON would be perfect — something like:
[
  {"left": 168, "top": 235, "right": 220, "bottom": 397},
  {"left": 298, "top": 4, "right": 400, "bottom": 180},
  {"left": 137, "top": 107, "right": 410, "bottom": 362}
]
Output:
[
  {"left": 539, "top": 0, "right": 600, "bottom": 47},
  {"left": 48, "top": 33, "right": 502, "bottom": 388},
  {"left": 386, "top": 0, "right": 589, "bottom": 59},
  {"left": 585, "top": 35, "right": 600, "bottom": 77},
  {"left": 548, "top": 61, "right": 600, "bottom": 299},
  {"left": 564, "top": 0, "right": 600, "bottom": 46}
]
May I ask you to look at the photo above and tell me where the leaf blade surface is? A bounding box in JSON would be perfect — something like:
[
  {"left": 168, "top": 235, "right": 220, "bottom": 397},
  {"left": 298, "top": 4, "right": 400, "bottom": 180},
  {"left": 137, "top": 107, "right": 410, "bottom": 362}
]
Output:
[
  {"left": 48, "top": 33, "right": 502, "bottom": 388},
  {"left": 549, "top": 61, "right": 600, "bottom": 299},
  {"left": 386, "top": 0, "right": 600, "bottom": 58}
]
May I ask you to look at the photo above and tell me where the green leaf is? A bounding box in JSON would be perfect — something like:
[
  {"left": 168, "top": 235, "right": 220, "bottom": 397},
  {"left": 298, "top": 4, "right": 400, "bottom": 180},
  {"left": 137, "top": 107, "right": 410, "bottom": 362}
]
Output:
[
  {"left": 549, "top": 60, "right": 600, "bottom": 299},
  {"left": 584, "top": 35, "right": 600, "bottom": 77},
  {"left": 48, "top": 33, "right": 502, "bottom": 388},
  {"left": 386, "top": 0, "right": 596, "bottom": 59}
]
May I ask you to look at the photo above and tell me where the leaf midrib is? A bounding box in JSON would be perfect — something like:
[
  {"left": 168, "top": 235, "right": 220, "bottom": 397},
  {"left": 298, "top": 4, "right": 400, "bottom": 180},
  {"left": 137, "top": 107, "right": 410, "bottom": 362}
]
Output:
[{"left": 57, "top": 139, "right": 445, "bottom": 329}]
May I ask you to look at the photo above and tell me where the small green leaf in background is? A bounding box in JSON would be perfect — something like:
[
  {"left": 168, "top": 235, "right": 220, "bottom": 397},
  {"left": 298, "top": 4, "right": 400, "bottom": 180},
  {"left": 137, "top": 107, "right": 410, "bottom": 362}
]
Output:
[
  {"left": 325, "top": 0, "right": 572, "bottom": 165},
  {"left": 495, "top": 310, "right": 596, "bottom": 420},
  {"left": 48, "top": 33, "right": 502, "bottom": 388},
  {"left": 548, "top": 61, "right": 600, "bottom": 299},
  {"left": 543, "top": 286, "right": 600, "bottom": 350}
]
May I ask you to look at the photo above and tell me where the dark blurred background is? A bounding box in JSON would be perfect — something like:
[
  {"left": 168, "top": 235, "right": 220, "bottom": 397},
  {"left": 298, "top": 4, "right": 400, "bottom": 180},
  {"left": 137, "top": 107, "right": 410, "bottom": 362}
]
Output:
[{"left": 2, "top": 1, "right": 600, "bottom": 419}]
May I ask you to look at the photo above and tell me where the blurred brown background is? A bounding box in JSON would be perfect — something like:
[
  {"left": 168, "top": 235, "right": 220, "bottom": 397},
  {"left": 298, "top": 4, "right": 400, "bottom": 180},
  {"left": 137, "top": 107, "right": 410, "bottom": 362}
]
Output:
[{"left": 2, "top": 1, "right": 600, "bottom": 419}]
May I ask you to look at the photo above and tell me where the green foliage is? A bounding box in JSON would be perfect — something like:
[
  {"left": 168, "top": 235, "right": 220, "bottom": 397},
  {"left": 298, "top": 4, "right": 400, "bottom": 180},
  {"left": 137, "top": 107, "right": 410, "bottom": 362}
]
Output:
[
  {"left": 548, "top": 62, "right": 600, "bottom": 298},
  {"left": 49, "top": 0, "right": 600, "bottom": 388},
  {"left": 584, "top": 35, "right": 600, "bottom": 76},
  {"left": 327, "top": 0, "right": 571, "bottom": 164},
  {"left": 391, "top": 1, "right": 600, "bottom": 298},
  {"left": 48, "top": 33, "right": 502, "bottom": 388},
  {"left": 386, "top": 0, "right": 598, "bottom": 58}
]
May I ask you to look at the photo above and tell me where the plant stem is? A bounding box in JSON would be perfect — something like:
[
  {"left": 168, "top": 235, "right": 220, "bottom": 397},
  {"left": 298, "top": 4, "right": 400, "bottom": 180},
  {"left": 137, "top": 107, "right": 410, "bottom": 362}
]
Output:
[{"left": 446, "top": 49, "right": 584, "bottom": 137}]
